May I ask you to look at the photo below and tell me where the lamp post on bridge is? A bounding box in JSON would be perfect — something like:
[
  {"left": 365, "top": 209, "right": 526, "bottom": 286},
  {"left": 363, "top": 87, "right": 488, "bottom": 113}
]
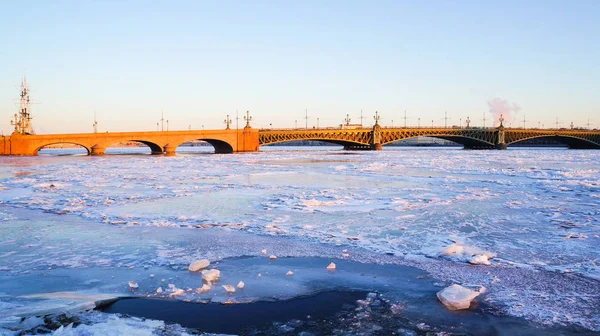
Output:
[
  {"left": 93, "top": 111, "right": 98, "bottom": 133},
  {"left": 304, "top": 109, "right": 309, "bottom": 130},
  {"left": 224, "top": 115, "right": 232, "bottom": 130},
  {"left": 373, "top": 111, "right": 380, "bottom": 125},
  {"left": 344, "top": 114, "right": 351, "bottom": 126},
  {"left": 418, "top": 117, "right": 420, "bottom": 128},
  {"left": 244, "top": 111, "right": 252, "bottom": 128},
  {"left": 156, "top": 122, "right": 159, "bottom": 132},
  {"left": 391, "top": 120, "right": 394, "bottom": 128},
  {"left": 431, "top": 119, "right": 433, "bottom": 128},
  {"left": 295, "top": 120, "right": 298, "bottom": 129},
  {"left": 317, "top": 118, "right": 319, "bottom": 129},
  {"left": 166, "top": 120, "right": 169, "bottom": 131},
  {"left": 465, "top": 117, "right": 471, "bottom": 129}
]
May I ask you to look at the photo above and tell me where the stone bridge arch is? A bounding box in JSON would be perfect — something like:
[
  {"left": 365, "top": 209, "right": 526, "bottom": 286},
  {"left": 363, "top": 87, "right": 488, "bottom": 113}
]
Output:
[
  {"left": 98, "top": 139, "right": 164, "bottom": 155},
  {"left": 169, "top": 138, "right": 235, "bottom": 154},
  {"left": 34, "top": 142, "right": 91, "bottom": 155}
]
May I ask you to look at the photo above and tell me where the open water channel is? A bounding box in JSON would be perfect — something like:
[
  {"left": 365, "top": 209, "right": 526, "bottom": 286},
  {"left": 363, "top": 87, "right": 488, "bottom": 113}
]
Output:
[{"left": 0, "top": 146, "right": 599, "bottom": 335}]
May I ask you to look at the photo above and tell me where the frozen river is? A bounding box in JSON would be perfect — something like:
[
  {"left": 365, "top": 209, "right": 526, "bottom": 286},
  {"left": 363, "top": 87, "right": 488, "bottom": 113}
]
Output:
[{"left": 0, "top": 146, "right": 599, "bottom": 335}]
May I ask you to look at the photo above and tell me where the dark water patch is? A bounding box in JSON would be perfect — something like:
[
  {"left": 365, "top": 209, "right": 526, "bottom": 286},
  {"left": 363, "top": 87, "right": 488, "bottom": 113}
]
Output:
[
  {"left": 98, "top": 291, "right": 593, "bottom": 336},
  {"left": 99, "top": 290, "right": 367, "bottom": 334}
]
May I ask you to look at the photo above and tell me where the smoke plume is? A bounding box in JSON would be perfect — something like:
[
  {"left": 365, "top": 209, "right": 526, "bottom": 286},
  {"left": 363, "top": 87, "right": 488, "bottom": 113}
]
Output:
[{"left": 487, "top": 98, "right": 521, "bottom": 126}]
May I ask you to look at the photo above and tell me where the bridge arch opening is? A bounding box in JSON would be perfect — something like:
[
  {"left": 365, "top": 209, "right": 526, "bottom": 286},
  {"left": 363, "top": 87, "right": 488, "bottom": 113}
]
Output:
[
  {"left": 104, "top": 140, "right": 164, "bottom": 155},
  {"left": 384, "top": 136, "right": 462, "bottom": 148},
  {"left": 508, "top": 135, "right": 600, "bottom": 149},
  {"left": 261, "top": 139, "right": 347, "bottom": 150},
  {"left": 36, "top": 143, "right": 90, "bottom": 156},
  {"left": 383, "top": 135, "right": 495, "bottom": 149},
  {"left": 175, "top": 139, "right": 234, "bottom": 154},
  {"left": 260, "top": 138, "right": 366, "bottom": 150}
]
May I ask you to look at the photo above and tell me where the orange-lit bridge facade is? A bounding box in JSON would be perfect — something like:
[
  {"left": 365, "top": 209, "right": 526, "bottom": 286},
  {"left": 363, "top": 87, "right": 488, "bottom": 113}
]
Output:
[{"left": 1, "top": 125, "right": 599, "bottom": 156}]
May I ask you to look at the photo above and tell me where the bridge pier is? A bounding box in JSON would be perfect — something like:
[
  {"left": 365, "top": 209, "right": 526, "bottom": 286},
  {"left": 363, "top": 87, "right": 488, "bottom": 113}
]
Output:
[
  {"left": 90, "top": 145, "right": 105, "bottom": 156},
  {"left": 164, "top": 144, "right": 176, "bottom": 156},
  {"left": 494, "top": 125, "right": 507, "bottom": 150}
]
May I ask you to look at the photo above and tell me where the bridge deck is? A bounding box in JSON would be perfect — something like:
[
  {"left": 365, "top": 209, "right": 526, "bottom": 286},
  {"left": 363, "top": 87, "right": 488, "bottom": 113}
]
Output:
[{"left": 2, "top": 127, "right": 599, "bottom": 155}]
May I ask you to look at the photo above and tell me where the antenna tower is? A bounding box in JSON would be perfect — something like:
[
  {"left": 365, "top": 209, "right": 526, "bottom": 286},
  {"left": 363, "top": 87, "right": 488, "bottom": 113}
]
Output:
[{"left": 10, "top": 76, "right": 34, "bottom": 134}]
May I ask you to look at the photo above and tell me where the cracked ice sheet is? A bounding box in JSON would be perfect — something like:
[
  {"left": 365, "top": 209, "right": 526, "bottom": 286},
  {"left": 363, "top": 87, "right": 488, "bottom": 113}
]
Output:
[{"left": 0, "top": 148, "right": 599, "bottom": 331}]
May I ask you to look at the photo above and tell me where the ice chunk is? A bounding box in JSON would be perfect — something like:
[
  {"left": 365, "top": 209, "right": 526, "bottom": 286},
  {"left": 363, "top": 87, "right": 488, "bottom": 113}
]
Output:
[
  {"left": 469, "top": 255, "right": 491, "bottom": 265},
  {"left": 156, "top": 287, "right": 163, "bottom": 294},
  {"left": 19, "top": 316, "right": 44, "bottom": 331},
  {"left": 201, "top": 269, "right": 221, "bottom": 283},
  {"left": 127, "top": 281, "right": 138, "bottom": 290},
  {"left": 196, "top": 284, "right": 211, "bottom": 293},
  {"left": 565, "top": 233, "right": 588, "bottom": 239},
  {"left": 237, "top": 281, "right": 245, "bottom": 289},
  {"left": 261, "top": 249, "right": 267, "bottom": 254},
  {"left": 188, "top": 259, "right": 210, "bottom": 272},
  {"left": 222, "top": 285, "right": 236, "bottom": 294},
  {"left": 436, "top": 284, "right": 481, "bottom": 310},
  {"left": 286, "top": 270, "right": 294, "bottom": 276},
  {"left": 442, "top": 243, "right": 464, "bottom": 255},
  {"left": 169, "top": 288, "right": 185, "bottom": 297},
  {"left": 326, "top": 262, "right": 336, "bottom": 270},
  {"left": 269, "top": 255, "right": 277, "bottom": 260}
]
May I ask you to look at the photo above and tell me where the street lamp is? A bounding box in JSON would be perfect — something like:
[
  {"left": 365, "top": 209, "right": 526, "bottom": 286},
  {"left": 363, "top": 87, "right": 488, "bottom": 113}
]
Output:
[
  {"left": 418, "top": 117, "right": 421, "bottom": 128},
  {"left": 166, "top": 120, "right": 169, "bottom": 131},
  {"left": 295, "top": 120, "right": 298, "bottom": 129},
  {"left": 156, "top": 122, "right": 159, "bottom": 131},
  {"left": 317, "top": 118, "right": 319, "bottom": 129}
]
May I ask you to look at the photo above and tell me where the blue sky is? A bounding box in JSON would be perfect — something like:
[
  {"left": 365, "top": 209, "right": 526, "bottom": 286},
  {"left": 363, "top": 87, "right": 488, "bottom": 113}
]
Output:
[{"left": 1, "top": 1, "right": 598, "bottom": 133}]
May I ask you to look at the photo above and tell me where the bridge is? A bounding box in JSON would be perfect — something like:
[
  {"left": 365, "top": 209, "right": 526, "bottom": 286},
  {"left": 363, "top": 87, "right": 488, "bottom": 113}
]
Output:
[
  {"left": 2, "top": 123, "right": 599, "bottom": 156},
  {"left": 2, "top": 79, "right": 598, "bottom": 155}
]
